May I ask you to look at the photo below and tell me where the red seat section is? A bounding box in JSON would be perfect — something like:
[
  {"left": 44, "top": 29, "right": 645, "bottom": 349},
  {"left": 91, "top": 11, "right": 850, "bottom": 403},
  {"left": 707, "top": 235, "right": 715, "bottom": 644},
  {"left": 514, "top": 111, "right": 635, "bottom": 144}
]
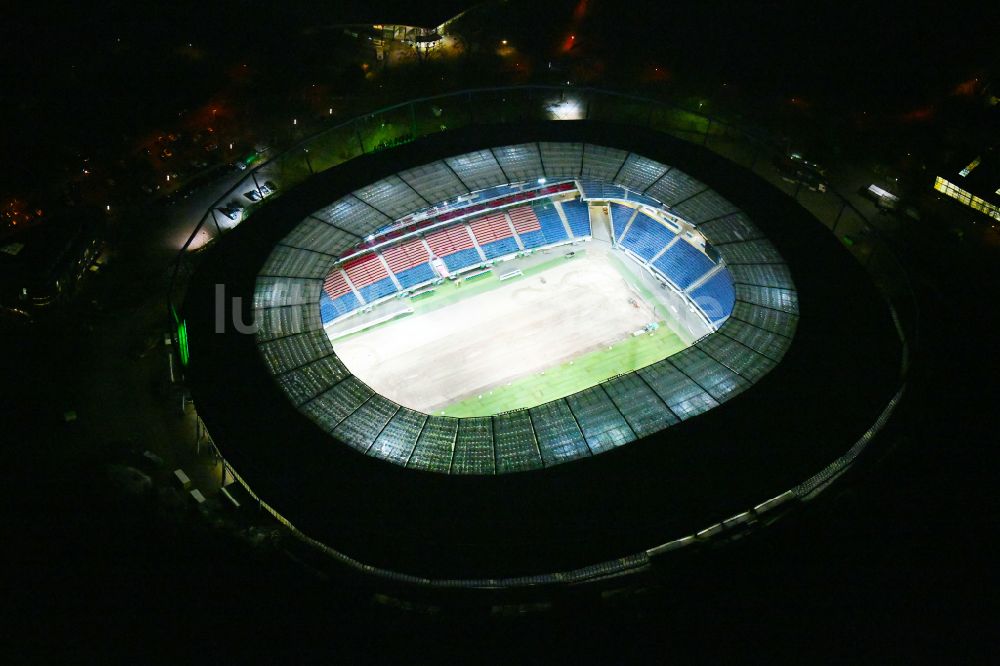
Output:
[
  {"left": 323, "top": 269, "right": 352, "bottom": 299},
  {"left": 508, "top": 206, "right": 541, "bottom": 234},
  {"left": 342, "top": 253, "right": 388, "bottom": 288},
  {"left": 425, "top": 224, "right": 475, "bottom": 257},
  {"left": 381, "top": 239, "right": 430, "bottom": 273},
  {"left": 469, "top": 212, "right": 513, "bottom": 245},
  {"left": 340, "top": 182, "right": 578, "bottom": 258}
]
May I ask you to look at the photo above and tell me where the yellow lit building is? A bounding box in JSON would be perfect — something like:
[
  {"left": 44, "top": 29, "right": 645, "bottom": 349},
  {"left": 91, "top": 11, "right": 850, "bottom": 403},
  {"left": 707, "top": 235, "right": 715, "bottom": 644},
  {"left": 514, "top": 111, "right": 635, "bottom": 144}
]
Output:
[{"left": 933, "top": 150, "right": 1000, "bottom": 222}]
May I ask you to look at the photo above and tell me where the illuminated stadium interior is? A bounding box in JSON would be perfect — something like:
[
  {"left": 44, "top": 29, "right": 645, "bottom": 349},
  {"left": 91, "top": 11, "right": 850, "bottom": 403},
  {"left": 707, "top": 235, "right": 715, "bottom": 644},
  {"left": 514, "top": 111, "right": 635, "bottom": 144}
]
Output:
[
  {"left": 256, "top": 143, "right": 797, "bottom": 473},
  {"left": 185, "top": 116, "right": 904, "bottom": 581}
]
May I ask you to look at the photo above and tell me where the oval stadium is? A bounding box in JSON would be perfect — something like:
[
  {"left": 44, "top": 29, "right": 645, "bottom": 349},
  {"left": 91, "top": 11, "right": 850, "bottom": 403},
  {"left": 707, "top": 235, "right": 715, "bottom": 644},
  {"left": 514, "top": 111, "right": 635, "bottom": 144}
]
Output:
[{"left": 182, "top": 111, "right": 905, "bottom": 587}]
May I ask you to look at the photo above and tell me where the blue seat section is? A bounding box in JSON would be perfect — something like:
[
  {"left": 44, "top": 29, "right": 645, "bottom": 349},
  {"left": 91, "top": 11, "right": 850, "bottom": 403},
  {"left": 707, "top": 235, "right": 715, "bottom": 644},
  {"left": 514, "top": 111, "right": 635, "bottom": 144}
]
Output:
[
  {"left": 690, "top": 272, "right": 736, "bottom": 324},
  {"left": 579, "top": 180, "right": 661, "bottom": 207},
  {"left": 320, "top": 290, "right": 360, "bottom": 324},
  {"left": 480, "top": 237, "right": 520, "bottom": 259},
  {"left": 619, "top": 213, "right": 674, "bottom": 262},
  {"left": 653, "top": 238, "right": 716, "bottom": 290},
  {"left": 621, "top": 191, "right": 662, "bottom": 208},
  {"left": 610, "top": 203, "right": 635, "bottom": 241},
  {"left": 441, "top": 247, "right": 482, "bottom": 272},
  {"left": 471, "top": 184, "right": 517, "bottom": 203},
  {"left": 561, "top": 200, "right": 592, "bottom": 237},
  {"left": 578, "top": 180, "right": 627, "bottom": 200},
  {"left": 357, "top": 277, "right": 397, "bottom": 303},
  {"left": 517, "top": 230, "right": 544, "bottom": 249},
  {"left": 519, "top": 204, "right": 569, "bottom": 249},
  {"left": 394, "top": 263, "right": 436, "bottom": 289}
]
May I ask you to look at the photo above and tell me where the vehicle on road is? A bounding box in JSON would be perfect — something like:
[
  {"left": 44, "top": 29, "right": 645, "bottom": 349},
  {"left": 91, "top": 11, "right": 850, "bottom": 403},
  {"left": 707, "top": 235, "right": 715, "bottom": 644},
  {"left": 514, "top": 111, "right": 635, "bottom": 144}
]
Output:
[{"left": 774, "top": 153, "right": 828, "bottom": 192}]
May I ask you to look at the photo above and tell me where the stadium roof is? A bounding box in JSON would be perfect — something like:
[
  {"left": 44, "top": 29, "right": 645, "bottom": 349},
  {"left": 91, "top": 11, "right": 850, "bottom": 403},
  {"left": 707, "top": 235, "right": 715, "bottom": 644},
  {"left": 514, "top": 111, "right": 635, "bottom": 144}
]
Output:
[
  {"left": 255, "top": 142, "right": 794, "bottom": 473},
  {"left": 184, "top": 121, "right": 901, "bottom": 580}
]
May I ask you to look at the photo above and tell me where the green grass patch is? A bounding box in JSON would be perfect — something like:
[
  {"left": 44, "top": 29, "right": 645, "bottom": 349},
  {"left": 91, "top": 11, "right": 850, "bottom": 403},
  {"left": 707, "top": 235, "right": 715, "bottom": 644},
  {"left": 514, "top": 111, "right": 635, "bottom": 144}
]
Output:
[
  {"left": 440, "top": 323, "right": 688, "bottom": 417},
  {"left": 464, "top": 269, "right": 493, "bottom": 282}
]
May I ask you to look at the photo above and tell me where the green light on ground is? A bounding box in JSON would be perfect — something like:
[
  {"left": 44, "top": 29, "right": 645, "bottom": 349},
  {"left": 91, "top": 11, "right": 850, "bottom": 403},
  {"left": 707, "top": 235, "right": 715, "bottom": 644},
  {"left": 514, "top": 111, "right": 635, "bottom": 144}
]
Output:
[{"left": 178, "top": 319, "right": 190, "bottom": 366}]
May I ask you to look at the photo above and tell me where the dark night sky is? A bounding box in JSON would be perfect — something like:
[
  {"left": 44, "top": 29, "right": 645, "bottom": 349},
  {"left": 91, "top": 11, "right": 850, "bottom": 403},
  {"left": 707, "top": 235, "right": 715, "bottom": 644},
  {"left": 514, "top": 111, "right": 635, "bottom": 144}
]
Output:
[
  {"left": 5, "top": 1, "right": 997, "bottom": 116},
  {"left": 2, "top": 0, "right": 996, "bottom": 191}
]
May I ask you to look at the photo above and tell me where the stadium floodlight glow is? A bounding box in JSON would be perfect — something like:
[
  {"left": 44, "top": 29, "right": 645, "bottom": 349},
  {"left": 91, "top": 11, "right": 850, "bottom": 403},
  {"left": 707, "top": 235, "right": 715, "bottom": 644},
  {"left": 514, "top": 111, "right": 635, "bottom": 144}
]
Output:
[
  {"left": 537, "top": 177, "right": 547, "bottom": 184},
  {"left": 546, "top": 98, "right": 584, "bottom": 120}
]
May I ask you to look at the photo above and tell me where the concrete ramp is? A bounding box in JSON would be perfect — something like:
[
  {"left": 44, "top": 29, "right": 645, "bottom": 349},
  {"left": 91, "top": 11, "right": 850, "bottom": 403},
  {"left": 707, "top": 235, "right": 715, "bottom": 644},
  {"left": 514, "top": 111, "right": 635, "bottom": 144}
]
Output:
[{"left": 587, "top": 204, "right": 614, "bottom": 244}]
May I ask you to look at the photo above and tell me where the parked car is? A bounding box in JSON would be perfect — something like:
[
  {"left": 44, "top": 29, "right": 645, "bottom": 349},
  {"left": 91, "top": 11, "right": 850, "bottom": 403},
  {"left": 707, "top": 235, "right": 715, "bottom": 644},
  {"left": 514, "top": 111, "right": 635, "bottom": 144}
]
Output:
[
  {"left": 219, "top": 206, "right": 242, "bottom": 220},
  {"left": 244, "top": 190, "right": 262, "bottom": 202},
  {"left": 774, "top": 153, "right": 828, "bottom": 192}
]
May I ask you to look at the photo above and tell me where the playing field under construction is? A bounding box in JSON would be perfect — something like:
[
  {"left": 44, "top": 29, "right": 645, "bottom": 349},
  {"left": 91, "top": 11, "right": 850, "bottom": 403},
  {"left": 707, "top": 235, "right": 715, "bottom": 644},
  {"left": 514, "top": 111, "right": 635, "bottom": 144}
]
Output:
[{"left": 331, "top": 249, "right": 690, "bottom": 416}]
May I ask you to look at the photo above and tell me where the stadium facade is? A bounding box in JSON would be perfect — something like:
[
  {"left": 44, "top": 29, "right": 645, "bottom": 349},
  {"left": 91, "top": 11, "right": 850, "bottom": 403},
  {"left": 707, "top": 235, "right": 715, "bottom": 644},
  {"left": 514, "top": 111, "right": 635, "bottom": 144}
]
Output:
[{"left": 182, "top": 109, "right": 906, "bottom": 589}]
